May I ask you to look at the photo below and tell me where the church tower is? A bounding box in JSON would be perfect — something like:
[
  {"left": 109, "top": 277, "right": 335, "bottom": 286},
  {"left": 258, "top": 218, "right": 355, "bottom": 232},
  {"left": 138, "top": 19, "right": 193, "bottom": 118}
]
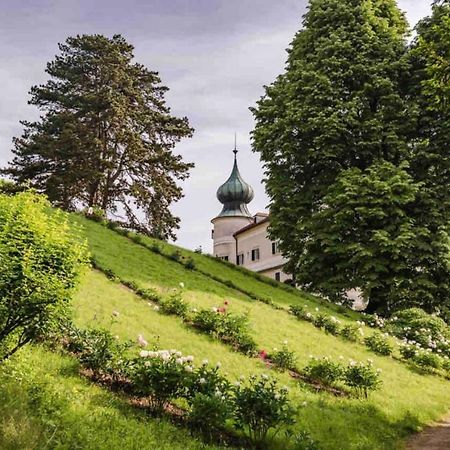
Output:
[{"left": 211, "top": 145, "right": 254, "bottom": 262}]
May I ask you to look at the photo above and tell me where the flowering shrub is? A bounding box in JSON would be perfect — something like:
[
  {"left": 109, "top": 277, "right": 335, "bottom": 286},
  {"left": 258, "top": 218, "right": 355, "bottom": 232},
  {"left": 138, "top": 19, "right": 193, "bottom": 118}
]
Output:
[
  {"left": 412, "top": 350, "right": 442, "bottom": 371},
  {"left": 185, "top": 257, "right": 196, "bottom": 270},
  {"left": 340, "top": 324, "right": 360, "bottom": 342},
  {"left": 185, "top": 361, "right": 232, "bottom": 434},
  {"left": 190, "top": 306, "right": 257, "bottom": 355},
  {"left": 135, "top": 287, "right": 161, "bottom": 303},
  {"left": 232, "top": 375, "right": 295, "bottom": 444},
  {"left": 160, "top": 291, "right": 189, "bottom": 317},
  {"left": 343, "top": 360, "right": 382, "bottom": 398},
  {"left": 128, "top": 349, "right": 194, "bottom": 412},
  {"left": 268, "top": 342, "right": 297, "bottom": 372},
  {"left": 388, "top": 308, "right": 450, "bottom": 358},
  {"left": 64, "top": 325, "right": 130, "bottom": 377},
  {"left": 187, "top": 392, "right": 232, "bottom": 435},
  {"left": 364, "top": 332, "right": 393, "bottom": 356},
  {"left": 362, "top": 313, "right": 386, "bottom": 329},
  {"left": 289, "top": 304, "right": 308, "bottom": 320},
  {"left": 399, "top": 342, "right": 418, "bottom": 360},
  {"left": 190, "top": 309, "right": 222, "bottom": 334},
  {"left": 185, "top": 361, "right": 230, "bottom": 399},
  {"left": 313, "top": 314, "right": 341, "bottom": 335},
  {"left": 303, "top": 356, "right": 343, "bottom": 386}
]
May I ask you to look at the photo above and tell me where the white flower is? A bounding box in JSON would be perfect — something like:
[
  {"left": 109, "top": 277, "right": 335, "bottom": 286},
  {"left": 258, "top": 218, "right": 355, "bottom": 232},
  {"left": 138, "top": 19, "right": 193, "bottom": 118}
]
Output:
[
  {"left": 112, "top": 311, "right": 120, "bottom": 317},
  {"left": 185, "top": 365, "right": 193, "bottom": 372},
  {"left": 176, "top": 358, "right": 183, "bottom": 364},
  {"left": 216, "top": 362, "right": 222, "bottom": 368},
  {"left": 140, "top": 350, "right": 149, "bottom": 357},
  {"left": 179, "top": 282, "right": 185, "bottom": 288},
  {"left": 367, "top": 358, "right": 373, "bottom": 364},
  {"left": 376, "top": 368, "right": 382, "bottom": 373},
  {"left": 186, "top": 355, "right": 194, "bottom": 362},
  {"left": 212, "top": 307, "right": 218, "bottom": 313},
  {"left": 301, "top": 401, "right": 308, "bottom": 407},
  {"left": 199, "top": 378, "right": 206, "bottom": 384},
  {"left": 235, "top": 381, "right": 241, "bottom": 387},
  {"left": 192, "top": 308, "right": 198, "bottom": 313},
  {"left": 239, "top": 375, "right": 245, "bottom": 381},
  {"left": 153, "top": 305, "right": 160, "bottom": 311},
  {"left": 144, "top": 361, "right": 151, "bottom": 367},
  {"left": 306, "top": 313, "right": 312, "bottom": 318},
  {"left": 283, "top": 340, "right": 288, "bottom": 345},
  {"left": 315, "top": 307, "right": 319, "bottom": 312},
  {"left": 202, "top": 359, "right": 209, "bottom": 366},
  {"left": 339, "top": 355, "right": 344, "bottom": 360},
  {"left": 274, "top": 393, "right": 281, "bottom": 400},
  {"left": 114, "top": 335, "right": 120, "bottom": 340},
  {"left": 137, "top": 334, "right": 148, "bottom": 347},
  {"left": 261, "top": 374, "right": 269, "bottom": 380}
]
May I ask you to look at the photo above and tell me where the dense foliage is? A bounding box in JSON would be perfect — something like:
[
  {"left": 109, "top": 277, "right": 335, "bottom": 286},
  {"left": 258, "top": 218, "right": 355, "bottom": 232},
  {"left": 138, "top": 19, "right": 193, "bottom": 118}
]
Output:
[
  {"left": 2, "top": 34, "right": 193, "bottom": 240},
  {"left": 251, "top": 0, "right": 450, "bottom": 314},
  {"left": 0, "top": 192, "right": 88, "bottom": 361}
]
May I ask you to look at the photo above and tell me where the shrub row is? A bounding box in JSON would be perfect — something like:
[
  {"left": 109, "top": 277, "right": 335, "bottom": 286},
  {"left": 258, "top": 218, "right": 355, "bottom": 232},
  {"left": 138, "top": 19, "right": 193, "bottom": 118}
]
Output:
[
  {"left": 91, "top": 259, "right": 258, "bottom": 356},
  {"left": 303, "top": 356, "right": 382, "bottom": 398},
  {"left": 57, "top": 324, "right": 302, "bottom": 447}
]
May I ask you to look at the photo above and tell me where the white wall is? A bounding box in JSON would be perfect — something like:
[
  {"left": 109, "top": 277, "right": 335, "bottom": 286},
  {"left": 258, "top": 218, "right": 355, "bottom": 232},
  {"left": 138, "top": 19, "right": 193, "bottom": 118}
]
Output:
[{"left": 235, "top": 221, "right": 290, "bottom": 281}]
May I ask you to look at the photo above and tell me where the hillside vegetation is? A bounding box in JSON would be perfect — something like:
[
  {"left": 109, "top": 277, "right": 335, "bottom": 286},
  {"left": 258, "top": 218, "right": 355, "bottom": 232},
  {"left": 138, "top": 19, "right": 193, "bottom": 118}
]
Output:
[{"left": 1, "top": 214, "right": 449, "bottom": 450}]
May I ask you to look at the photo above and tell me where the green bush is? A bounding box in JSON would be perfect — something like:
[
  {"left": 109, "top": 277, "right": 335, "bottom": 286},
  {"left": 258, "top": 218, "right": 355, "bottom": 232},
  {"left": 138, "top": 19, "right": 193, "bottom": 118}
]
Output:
[
  {"left": 128, "top": 349, "right": 193, "bottom": 413},
  {"left": 185, "top": 257, "right": 196, "bottom": 270},
  {"left": 160, "top": 291, "right": 189, "bottom": 317},
  {"left": 191, "top": 309, "right": 222, "bottom": 334},
  {"left": 232, "top": 375, "right": 295, "bottom": 444},
  {"left": 364, "top": 332, "right": 393, "bottom": 356},
  {"left": 269, "top": 343, "right": 297, "bottom": 372},
  {"left": 343, "top": 361, "right": 382, "bottom": 398},
  {"left": 313, "top": 314, "right": 341, "bottom": 335},
  {"left": 65, "top": 326, "right": 130, "bottom": 377},
  {"left": 341, "top": 324, "right": 360, "bottom": 342},
  {"left": 289, "top": 304, "right": 308, "bottom": 320},
  {"left": 389, "top": 308, "right": 450, "bottom": 356},
  {"left": 303, "top": 357, "right": 343, "bottom": 386},
  {"left": 185, "top": 362, "right": 232, "bottom": 434},
  {"left": 0, "top": 192, "right": 88, "bottom": 362},
  {"left": 412, "top": 351, "right": 442, "bottom": 371}
]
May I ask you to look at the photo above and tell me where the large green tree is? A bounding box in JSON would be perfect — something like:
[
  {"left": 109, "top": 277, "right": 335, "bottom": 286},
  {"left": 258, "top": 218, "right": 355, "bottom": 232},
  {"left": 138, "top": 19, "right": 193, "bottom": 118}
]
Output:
[
  {"left": 2, "top": 34, "right": 193, "bottom": 240},
  {"left": 251, "top": 0, "right": 450, "bottom": 313}
]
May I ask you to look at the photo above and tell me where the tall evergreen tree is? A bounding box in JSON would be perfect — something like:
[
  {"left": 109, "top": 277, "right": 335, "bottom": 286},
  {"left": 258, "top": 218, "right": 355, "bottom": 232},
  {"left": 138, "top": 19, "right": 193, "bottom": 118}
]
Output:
[
  {"left": 251, "top": 0, "right": 447, "bottom": 312},
  {"left": 2, "top": 34, "right": 193, "bottom": 240}
]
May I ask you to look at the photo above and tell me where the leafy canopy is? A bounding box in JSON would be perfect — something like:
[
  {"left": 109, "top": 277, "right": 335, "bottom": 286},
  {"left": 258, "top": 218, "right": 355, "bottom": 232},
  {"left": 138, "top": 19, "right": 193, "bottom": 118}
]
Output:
[{"left": 251, "top": 0, "right": 450, "bottom": 313}]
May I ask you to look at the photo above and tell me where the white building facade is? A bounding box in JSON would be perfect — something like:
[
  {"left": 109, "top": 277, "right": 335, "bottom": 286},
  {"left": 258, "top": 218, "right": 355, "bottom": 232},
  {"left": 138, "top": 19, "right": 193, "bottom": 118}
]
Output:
[{"left": 211, "top": 149, "right": 291, "bottom": 283}]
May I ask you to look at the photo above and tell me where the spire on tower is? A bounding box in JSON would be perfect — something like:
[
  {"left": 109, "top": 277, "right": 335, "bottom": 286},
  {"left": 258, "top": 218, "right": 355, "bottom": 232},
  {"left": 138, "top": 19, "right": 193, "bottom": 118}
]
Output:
[{"left": 233, "top": 132, "right": 238, "bottom": 158}]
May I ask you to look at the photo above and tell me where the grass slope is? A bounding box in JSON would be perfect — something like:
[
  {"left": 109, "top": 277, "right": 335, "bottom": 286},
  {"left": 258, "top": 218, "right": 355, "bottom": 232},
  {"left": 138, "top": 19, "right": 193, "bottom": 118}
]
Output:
[{"left": 1, "top": 215, "right": 449, "bottom": 449}]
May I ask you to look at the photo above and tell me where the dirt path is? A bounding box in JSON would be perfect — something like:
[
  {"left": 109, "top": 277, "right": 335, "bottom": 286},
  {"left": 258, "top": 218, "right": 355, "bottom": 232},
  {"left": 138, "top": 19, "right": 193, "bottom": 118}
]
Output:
[{"left": 406, "top": 413, "right": 450, "bottom": 450}]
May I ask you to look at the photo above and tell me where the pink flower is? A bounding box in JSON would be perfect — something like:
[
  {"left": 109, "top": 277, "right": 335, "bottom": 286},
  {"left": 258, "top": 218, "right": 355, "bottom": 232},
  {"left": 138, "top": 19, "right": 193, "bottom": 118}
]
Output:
[
  {"left": 259, "top": 350, "right": 268, "bottom": 360},
  {"left": 137, "top": 334, "right": 148, "bottom": 348}
]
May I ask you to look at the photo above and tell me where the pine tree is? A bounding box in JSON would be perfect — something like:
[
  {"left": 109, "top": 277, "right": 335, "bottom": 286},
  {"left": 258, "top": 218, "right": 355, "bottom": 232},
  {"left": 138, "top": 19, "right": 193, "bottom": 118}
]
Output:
[
  {"left": 251, "top": 0, "right": 440, "bottom": 312},
  {"left": 2, "top": 34, "right": 193, "bottom": 240}
]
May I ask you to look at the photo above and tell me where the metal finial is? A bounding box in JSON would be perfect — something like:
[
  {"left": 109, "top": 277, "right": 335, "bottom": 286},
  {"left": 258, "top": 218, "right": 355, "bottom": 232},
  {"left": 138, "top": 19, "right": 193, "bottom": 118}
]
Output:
[{"left": 233, "top": 132, "right": 238, "bottom": 158}]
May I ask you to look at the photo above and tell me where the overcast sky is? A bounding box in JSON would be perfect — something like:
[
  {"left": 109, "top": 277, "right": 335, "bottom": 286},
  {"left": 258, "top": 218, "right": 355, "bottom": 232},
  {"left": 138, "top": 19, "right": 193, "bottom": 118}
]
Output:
[{"left": 0, "top": 0, "right": 433, "bottom": 252}]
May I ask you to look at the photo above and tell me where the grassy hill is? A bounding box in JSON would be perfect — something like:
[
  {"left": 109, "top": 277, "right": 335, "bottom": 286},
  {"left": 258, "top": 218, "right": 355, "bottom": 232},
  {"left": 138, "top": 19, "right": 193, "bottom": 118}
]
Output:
[{"left": 1, "top": 214, "right": 450, "bottom": 449}]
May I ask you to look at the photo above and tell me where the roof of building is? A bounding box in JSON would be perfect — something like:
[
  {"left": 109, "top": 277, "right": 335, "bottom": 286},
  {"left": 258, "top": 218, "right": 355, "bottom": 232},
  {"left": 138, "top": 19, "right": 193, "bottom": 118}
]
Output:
[
  {"left": 215, "top": 148, "right": 254, "bottom": 218},
  {"left": 233, "top": 215, "right": 270, "bottom": 237}
]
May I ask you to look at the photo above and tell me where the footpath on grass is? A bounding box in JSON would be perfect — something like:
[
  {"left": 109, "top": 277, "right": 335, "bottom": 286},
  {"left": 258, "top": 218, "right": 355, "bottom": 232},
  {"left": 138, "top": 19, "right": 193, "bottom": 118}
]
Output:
[{"left": 406, "top": 412, "right": 450, "bottom": 450}]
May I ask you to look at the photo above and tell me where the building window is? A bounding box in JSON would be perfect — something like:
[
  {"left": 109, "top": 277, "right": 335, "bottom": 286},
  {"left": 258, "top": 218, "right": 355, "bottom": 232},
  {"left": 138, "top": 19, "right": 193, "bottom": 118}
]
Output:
[
  {"left": 275, "top": 272, "right": 281, "bottom": 282},
  {"left": 272, "top": 241, "right": 279, "bottom": 255},
  {"left": 237, "top": 253, "right": 244, "bottom": 265},
  {"left": 251, "top": 248, "right": 260, "bottom": 261},
  {"left": 221, "top": 255, "right": 229, "bottom": 262}
]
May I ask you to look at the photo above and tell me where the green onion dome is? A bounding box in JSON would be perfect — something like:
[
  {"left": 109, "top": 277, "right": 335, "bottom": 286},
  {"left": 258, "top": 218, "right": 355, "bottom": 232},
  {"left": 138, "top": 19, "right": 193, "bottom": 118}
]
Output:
[{"left": 216, "top": 150, "right": 254, "bottom": 217}]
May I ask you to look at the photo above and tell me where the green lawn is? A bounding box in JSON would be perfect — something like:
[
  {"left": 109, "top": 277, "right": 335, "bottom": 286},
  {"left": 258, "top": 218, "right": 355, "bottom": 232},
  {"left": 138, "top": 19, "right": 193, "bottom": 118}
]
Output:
[
  {"left": 0, "top": 345, "right": 219, "bottom": 450},
  {"left": 2, "top": 215, "right": 450, "bottom": 450}
]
